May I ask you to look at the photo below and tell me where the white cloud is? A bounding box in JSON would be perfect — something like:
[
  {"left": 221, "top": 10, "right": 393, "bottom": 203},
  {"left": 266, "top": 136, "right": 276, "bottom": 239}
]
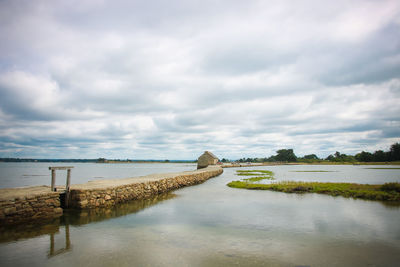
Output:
[{"left": 0, "top": 0, "right": 399, "bottom": 159}]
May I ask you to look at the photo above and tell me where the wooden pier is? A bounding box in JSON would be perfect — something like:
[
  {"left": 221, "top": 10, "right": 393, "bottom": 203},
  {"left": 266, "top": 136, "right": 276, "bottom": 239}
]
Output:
[{"left": 49, "top": 166, "right": 73, "bottom": 208}]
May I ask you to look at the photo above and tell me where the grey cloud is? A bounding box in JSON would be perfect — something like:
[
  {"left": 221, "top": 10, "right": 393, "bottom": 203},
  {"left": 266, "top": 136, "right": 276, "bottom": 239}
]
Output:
[
  {"left": 0, "top": 0, "right": 399, "bottom": 159},
  {"left": 201, "top": 46, "right": 297, "bottom": 75},
  {"left": 315, "top": 25, "right": 400, "bottom": 86}
]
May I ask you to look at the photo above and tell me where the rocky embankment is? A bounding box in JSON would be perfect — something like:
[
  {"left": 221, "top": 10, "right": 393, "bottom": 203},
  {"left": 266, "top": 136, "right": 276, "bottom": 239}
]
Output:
[
  {"left": 0, "top": 166, "right": 223, "bottom": 225},
  {"left": 0, "top": 186, "right": 63, "bottom": 225},
  {"left": 69, "top": 166, "right": 222, "bottom": 209}
]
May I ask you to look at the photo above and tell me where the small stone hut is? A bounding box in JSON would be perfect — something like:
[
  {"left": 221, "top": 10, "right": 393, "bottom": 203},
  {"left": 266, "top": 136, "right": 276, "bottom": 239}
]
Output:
[{"left": 197, "top": 151, "right": 219, "bottom": 169}]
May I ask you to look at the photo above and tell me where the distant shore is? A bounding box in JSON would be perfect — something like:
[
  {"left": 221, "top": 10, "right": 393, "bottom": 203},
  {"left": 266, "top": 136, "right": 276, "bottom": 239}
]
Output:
[{"left": 221, "top": 161, "right": 400, "bottom": 168}]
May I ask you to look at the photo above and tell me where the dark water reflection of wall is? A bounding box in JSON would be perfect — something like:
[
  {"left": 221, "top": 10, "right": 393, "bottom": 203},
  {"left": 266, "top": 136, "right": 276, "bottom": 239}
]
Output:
[
  {"left": 61, "top": 192, "right": 176, "bottom": 226},
  {"left": 0, "top": 192, "right": 176, "bottom": 251}
]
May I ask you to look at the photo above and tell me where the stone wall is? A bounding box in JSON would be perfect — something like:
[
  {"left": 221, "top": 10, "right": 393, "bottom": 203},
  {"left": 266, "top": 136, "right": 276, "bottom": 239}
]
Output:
[
  {"left": 69, "top": 166, "right": 223, "bottom": 209},
  {"left": 0, "top": 166, "right": 223, "bottom": 225},
  {"left": 0, "top": 191, "right": 62, "bottom": 225}
]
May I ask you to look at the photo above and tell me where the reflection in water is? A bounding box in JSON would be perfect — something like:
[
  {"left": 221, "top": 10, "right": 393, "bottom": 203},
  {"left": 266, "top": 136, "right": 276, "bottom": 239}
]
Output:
[
  {"left": 379, "top": 200, "right": 400, "bottom": 208},
  {"left": 48, "top": 225, "right": 71, "bottom": 258},
  {"left": 0, "top": 192, "right": 176, "bottom": 261},
  {"left": 62, "top": 192, "right": 176, "bottom": 226},
  {"left": 0, "top": 221, "right": 60, "bottom": 243}
]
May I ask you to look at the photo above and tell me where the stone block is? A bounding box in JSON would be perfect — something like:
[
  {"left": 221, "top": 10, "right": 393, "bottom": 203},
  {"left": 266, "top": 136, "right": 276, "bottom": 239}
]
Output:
[
  {"left": 54, "top": 207, "right": 63, "bottom": 214},
  {"left": 4, "top": 207, "right": 17, "bottom": 215},
  {"left": 80, "top": 199, "right": 88, "bottom": 207}
]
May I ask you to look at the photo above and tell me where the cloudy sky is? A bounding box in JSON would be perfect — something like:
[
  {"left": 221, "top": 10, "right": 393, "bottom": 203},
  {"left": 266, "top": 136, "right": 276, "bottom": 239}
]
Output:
[{"left": 0, "top": 0, "right": 399, "bottom": 160}]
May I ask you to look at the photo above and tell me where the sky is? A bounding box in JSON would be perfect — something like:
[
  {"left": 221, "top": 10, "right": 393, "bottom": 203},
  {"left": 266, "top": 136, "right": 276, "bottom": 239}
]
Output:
[{"left": 0, "top": 0, "right": 399, "bottom": 160}]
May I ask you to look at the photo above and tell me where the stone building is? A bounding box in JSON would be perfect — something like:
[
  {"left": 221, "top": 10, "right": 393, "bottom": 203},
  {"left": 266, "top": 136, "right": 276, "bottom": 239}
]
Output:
[{"left": 197, "top": 151, "right": 219, "bottom": 169}]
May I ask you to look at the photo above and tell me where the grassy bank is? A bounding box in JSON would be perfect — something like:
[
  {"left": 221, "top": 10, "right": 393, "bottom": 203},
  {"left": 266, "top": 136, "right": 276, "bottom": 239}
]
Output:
[
  {"left": 236, "top": 170, "right": 274, "bottom": 176},
  {"left": 365, "top": 167, "right": 400, "bottom": 170},
  {"left": 289, "top": 170, "right": 336, "bottom": 172},
  {"left": 227, "top": 181, "right": 400, "bottom": 201},
  {"left": 235, "top": 170, "right": 275, "bottom": 182},
  {"left": 293, "top": 161, "right": 400, "bottom": 165}
]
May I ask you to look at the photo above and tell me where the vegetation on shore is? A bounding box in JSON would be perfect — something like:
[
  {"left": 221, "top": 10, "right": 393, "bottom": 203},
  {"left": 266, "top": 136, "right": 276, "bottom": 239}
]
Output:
[
  {"left": 242, "top": 176, "right": 272, "bottom": 182},
  {"left": 365, "top": 167, "right": 400, "bottom": 170},
  {"left": 235, "top": 170, "right": 275, "bottom": 182},
  {"left": 236, "top": 170, "right": 274, "bottom": 175},
  {"left": 221, "top": 142, "right": 400, "bottom": 164},
  {"left": 290, "top": 170, "right": 336, "bottom": 172},
  {"left": 227, "top": 180, "right": 400, "bottom": 201}
]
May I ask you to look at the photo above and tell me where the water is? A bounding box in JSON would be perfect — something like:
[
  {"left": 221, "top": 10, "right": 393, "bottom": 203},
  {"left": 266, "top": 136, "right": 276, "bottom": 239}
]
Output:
[
  {"left": 267, "top": 164, "right": 400, "bottom": 184},
  {"left": 0, "top": 164, "right": 400, "bottom": 266},
  {"left": 0, "top": 162, "right": 197, "bottom": 188}
]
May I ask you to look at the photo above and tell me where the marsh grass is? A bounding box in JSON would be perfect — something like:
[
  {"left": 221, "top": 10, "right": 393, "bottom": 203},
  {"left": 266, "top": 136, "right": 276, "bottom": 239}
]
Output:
[
  {"left": 365, "top": 168, "right": 400, "bottom": 170},
  {"left": 227, "top": 181, "right": 400, "bottom": 201},
  {"left": 243, "top": 176, "right": 274, "bottom": 182},
  {"left": 236, "top": 173, "right": 265, "bottom": 176},
  {"left": 290, "top": 170, "right": 336, "bottom": 172},
  {"left": 235, "top": 170, "right": 275, "bottom": 181},
  {"left": 236, "top": 170, "right": 274, "bottom": 175}
]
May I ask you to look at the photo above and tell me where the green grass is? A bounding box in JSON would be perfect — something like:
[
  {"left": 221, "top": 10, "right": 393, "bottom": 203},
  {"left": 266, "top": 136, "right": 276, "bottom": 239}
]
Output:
[
  {"left": 236, "top": 170, "right": 274, "bottom": 175},
  {"left": 290, "top": 170, "right": 335, "bottom": 172},
  {"left": 243, "top": 176, "right": 275, "bottom": 182},
  {"left": 365, "top": 168, "right": 400, "bottom": 170},
  {"left": 236, "top": 173, "right": 265, "bottom": 176},
  {"left": 227, "top": 181, "right": 400, "bottom": 202},
  {"left": 235, "top": 170, "right": 275, "bottom": 181}
]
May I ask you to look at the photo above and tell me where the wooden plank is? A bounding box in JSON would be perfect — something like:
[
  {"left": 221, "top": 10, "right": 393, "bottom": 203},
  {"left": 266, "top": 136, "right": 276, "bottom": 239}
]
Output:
[{"left": 48, "top": 167, "right": 74, "bottom": 170}]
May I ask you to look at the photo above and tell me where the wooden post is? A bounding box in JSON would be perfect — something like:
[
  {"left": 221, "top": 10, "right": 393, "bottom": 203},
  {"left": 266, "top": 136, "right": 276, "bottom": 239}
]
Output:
[
  {"left": 50, "top": 233, "right": 55, "bottom": 256},
  {"left": 65, "top": 169, "right": 71, "bottom": 208},
  {"left": 65, "top": 225, "right": 71, "bottom": 249},
  {"left": 51, "top": 169, "right": 56, "bottom": 192}
]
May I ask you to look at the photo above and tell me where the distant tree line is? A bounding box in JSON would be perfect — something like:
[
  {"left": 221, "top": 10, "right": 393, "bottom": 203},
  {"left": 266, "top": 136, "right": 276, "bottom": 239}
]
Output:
[
  {"left": 233, "top": 149, "right": 299, "bottom": 163},
  {"left": 324, "top": 143, "right": 400, "bottom": 162},
  {"left": 355, "top": 143, "right": 400, "bottom": 162},
  {"left": 222, "top": 142, "right": 400, "bottom": 163}
]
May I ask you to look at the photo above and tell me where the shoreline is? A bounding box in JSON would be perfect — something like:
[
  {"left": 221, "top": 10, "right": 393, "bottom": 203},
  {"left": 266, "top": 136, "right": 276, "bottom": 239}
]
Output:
[{"left": 227, "top": 180, "right": 400, "bottom": 202}]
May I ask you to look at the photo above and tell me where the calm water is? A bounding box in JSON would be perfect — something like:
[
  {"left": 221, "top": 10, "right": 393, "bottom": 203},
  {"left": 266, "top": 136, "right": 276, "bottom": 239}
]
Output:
[
  {"left": 0, "top": 162, "right": 197, "bottom": 188},
  {"left": 1, "top": 164, "right": 400, "bottom": 266}
]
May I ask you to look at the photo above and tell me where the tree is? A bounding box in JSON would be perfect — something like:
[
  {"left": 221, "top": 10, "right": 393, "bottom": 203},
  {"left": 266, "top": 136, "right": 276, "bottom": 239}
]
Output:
[
  {"left": 372, "top": 150, "right": 388, "bottom": 162},
  {"left": 275, "top": 149, "right": 297, "bottom": 162},
  {"left": 355, "top": 151, "right": 373, "bottom": 162},
  {"left": 265, "top": 155, "right": 276, "bottom": 162},
  {"left": 327, "top": 152, "right": 355, "bottom": 162},
  {"left": 97, "top": 158, "right": 107, "bottom": 163},
  {"left": 303, "top": 154, "right": 319, "bottom": 160},
  {"left": 326, "top": 155, "right": 335, "bottom": 161},
  {"left": 389, "top": 143, "right": 400, "bottom": 161}
]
